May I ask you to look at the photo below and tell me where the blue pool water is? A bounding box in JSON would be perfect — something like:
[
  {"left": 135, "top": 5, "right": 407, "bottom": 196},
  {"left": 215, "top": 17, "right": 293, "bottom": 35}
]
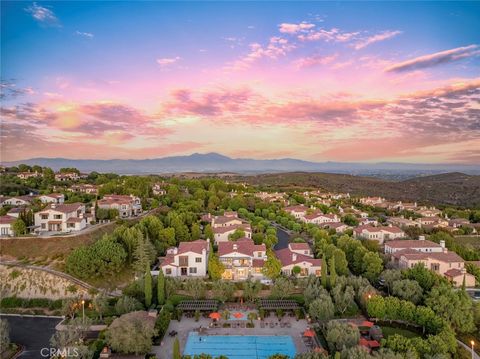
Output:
[{"left": 184, "top": 332, "right": 296, "bottom": 359}]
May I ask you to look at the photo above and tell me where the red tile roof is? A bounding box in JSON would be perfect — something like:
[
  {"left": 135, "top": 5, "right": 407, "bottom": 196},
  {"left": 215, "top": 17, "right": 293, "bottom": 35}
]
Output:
[
  {"left": 177, "top": 240, "right": 209, "bottom": 255},
  {"left": 213, "top": 224, "right": 251, "bottom": 234},
  {"left": 394, "top": 249, "right": 464, "bottom": 263},
  {"left": 40, "top": 203, "right": 84, "bottom": 214},
  {"left": 386, "top": 239, "right": 441, "bottom": 249},
  {"left": 289, "top": 243, "right": 310, "bottom": 251},
  {"left": 218, "top": 238, "right": 265, "bottom": 257},
  {"left": 0, "top": 215, "right": 15, "bottom": 224},
  {"left": 275, "top": 248, "right": 322, "bottom": 267}
]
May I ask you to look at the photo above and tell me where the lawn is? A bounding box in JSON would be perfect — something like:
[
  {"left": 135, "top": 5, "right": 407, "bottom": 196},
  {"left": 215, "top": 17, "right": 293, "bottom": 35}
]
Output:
[
  {"left": 381, "top": 326, "right": 421, "bottom": 339},
  {"left": 0, "top": 222, "right": 118, "bottom": 261}
]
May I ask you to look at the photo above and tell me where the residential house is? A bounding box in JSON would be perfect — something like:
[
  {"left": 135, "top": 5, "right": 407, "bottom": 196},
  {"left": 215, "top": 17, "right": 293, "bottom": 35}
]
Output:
[
  {"left": 387, "top": 217, "right": 421, "bottom": 228},
  {"left": 17, "top": 171, "right": 42, "bottom": 179},
  {"left": 358, "top": 218, "right": 379, "bottom": 226},
  {"left": 354, "top": 225, "right": 405, "bottom": 244},
  {"left": 288, "top": 242, "right": 313, "bottom": 257},
  {"left": 213, "top": 224, "right": 252, "bottom": 244},
  {"left": 39, "top": 193, "right": 65, "bottom": 204},
  {"left": 97, "top": 194, "right": 142, "bottom": 218},
  {"left": 55, "top": 172, "right": 81, "bottom": 181},
  {"left": 391, "top": 247, "right": 475, "bottom": 287},
  {"left": 159, "top": 240, "right": 209, "bottom": 277},
  {"left": 415, "top": 207, "right": 442, "bottom": 217},
  {"left": 6, "top": 207, "right": 25, "bottom": 218},
  {"left": 384, "top": 237, "right": 443, "bottom": 255},
  {"left": 301, "top": 212, "right": 339, "bottom": 225},
  {"left": 0, "top": 215, "right": 15, "bottom": 236},
  {"left": 359, "top": 197, "right": 385, "bottom": 206},
  {"left": 284, "top": 205, "right": 308, "bottom": 219},
  {"left": 218, "top": 238, "right": 266, "bottom": 280},
  {"left": 34, "top": 203, "right": 87, "bottom": 233},
  {"left": 0, "top": 195, "right": 37, "bottom": 207},
  {"left": 276, "top": 245, "right": 322, "bottom": 277},
  {"left": 152, "top": 183, "right": 167, "bottom": 196},
  {"left": 416, "top": 216, "right": 449, "bottom": 228},
  {"left": 322, "top": 222, "right": 349, "bottom": 233},
  {"left": 255, "top": 192, "right": 286, "bottom": 203},
  {"left": 69, "top": 184, "right": 99, "bottom": 195}
]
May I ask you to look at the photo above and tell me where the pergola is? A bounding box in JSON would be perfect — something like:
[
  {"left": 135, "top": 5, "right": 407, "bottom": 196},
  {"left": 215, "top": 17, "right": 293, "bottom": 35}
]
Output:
[
  {"left": 258, "top": 299, "right": 300, "bottom": 310},
  {"left": 177, "top": 300, "right": 219, "bottom": 311}
]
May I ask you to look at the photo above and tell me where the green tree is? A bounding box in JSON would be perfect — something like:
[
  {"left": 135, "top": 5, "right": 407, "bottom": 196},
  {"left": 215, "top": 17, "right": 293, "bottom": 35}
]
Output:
[
  {"left": 115, "top": 296, "right": 144, "bottom": 315},
  {"left": 380, "top": 269, "right": 402, "bottom": 295},
  {"left": 212, "top": 281, "right": 235, "bottom": 303},
  {"left": 425, "top": 283, "right": 476, "bottom": 333},
  {"left": 208, "top": 249, "right": 225, "bottom": 280},
  {"left": 391, "top": 279, "right": 423, "bottom": 304},
  {"left": 332, "top": 284, "right": 355, "bottom": 315},
  {"left": 133, "top": 235, "right": 156, "bottom": 273},
  {"left": 204, "top": 224, "right": 214, "bottom": 240},
  {"left": 308, "top": 294, "right": 334, "bottom": 323},
  {"left": 271, "top": 278, "right": 294, "bottom": 299},
  {"left": 366, "top": 295, "right": 386, "bottom": 319},
  {"left": 325, "top": 321, "right": 360, "bottom": 352},
  {"left": 243, "top": 280, "right": 262, "bottom": 302},
  {"left": 329, "top": 256, "right": 337, "bottom": 288},
  {"left": 191, "top": 222, "right": 201, "bottom": 240},
  {"left": 361, "top": 252, "right": 383, "bottom": 282},
  {"left": 105, "top": 311, "right": 157, "bottom": 355},
  {"left": 144, "top": 265, "right": 152, "bottom": 307},
  {"left": 262, "top": 251, "right": 281, "bottom": 279},
  {"left": 93, "top": 294, "right": 109, "bottom": 321},
  {"left": 321, "top": 258, "right": 328, "bottom": 288},
  {"left": 184, "top": 279, "right": 207, "bottom": 299},
  {"left": 12, "top": 218, "right": 27, "bottom": 236},
  {"left": 292, "top": 265, "right": 301, "bottom": 276},
  {"left": 157, "top": 270, "right": 165, "bottom": 305}
]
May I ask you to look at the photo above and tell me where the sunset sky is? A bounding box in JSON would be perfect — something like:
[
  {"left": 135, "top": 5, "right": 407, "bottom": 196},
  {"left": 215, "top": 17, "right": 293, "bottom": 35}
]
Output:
[{"left": 1, "top": 1, "right": 479, "bottom": 163}]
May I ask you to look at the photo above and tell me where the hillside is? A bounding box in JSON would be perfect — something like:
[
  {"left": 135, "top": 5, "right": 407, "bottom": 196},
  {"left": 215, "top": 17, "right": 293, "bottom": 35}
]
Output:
[{"left": 238, "top": 172, "right": 480, "bottom": 208}]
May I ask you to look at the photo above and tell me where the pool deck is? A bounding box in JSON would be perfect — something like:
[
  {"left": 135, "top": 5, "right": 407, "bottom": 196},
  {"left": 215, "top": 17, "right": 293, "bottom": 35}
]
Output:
[{"left": 153, "top": 317, "right": 312, "bottom": 359}]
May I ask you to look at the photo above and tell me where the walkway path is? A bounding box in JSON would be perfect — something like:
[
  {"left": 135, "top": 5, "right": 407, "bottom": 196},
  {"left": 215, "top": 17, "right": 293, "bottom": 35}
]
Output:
[{"left": 457, "top": 339, "right": 479, "bottom": 359}]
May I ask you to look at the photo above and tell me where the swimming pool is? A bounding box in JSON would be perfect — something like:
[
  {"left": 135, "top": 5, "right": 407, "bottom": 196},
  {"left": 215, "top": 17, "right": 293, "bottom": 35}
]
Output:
[{"left": 184, "top": 332, "right": 296, "bottom": 359}]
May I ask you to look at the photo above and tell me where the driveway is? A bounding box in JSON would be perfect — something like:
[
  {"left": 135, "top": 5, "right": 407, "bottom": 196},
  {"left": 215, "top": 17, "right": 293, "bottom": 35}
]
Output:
[{"left": 1, "top": 315, "right": 62, "bottom": 359}]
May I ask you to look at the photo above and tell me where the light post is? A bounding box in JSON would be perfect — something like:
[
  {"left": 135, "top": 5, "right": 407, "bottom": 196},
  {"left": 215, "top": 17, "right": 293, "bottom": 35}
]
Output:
[
  {"left": 471, "top": 340, "right": 475, "bottom": 359},
  {"left": 81, "top": 299, "right": 85, "bottom": 325}
]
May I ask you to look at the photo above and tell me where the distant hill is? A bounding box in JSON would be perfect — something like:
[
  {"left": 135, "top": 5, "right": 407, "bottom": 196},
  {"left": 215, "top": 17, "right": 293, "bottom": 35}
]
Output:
[
  {"left": 238, "top": 172, "right": 480, "bottom": 208},
  {"left": 2, "top": 153, "right": 479, "bottom": 178}
]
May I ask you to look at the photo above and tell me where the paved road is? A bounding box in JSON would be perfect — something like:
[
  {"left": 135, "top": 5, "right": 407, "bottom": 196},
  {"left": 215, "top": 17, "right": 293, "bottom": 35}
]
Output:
[
  {"left": 1, "top": 315, "right": 62, "bottom": 359},
  {"left": 274, "top": 226, "right": 291, "bottom": 250}
]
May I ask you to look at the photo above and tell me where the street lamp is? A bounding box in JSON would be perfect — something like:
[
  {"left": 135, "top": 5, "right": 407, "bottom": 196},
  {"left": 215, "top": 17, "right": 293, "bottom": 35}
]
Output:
[
  {"left": 81, "top": 300, "right": 85, "bottom": 324},
  {"left": 471, "top": 340, "right": 475, "bottom": 359}
]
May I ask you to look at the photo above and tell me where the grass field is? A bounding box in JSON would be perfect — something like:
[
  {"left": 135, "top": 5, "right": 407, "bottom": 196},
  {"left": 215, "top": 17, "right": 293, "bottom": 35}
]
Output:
[
  {"left": 0, "top": 222, "right": 118, "bottom": 261},
  {"left": 381, "top": 326, "right": 421, "bottom": 339}
]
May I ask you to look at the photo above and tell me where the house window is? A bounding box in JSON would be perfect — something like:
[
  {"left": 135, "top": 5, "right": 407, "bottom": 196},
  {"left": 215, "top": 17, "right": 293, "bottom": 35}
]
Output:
[
  {"left": 54, "top": 214, "right": 62, "bottom": 219},
  {"left": 430, "top": 263, "right": 440, "bottom": 271},
  {"left": 67, "top": 223, "right": 75, "bottom": 228},
  {"left": 189, "top": 267, "right": 197, "bottom": 274},
  {"left": 41, "top": 215, "right": 48, "bottom": 220},
  {"left": 195, "top": 257, "right": 202, "bottom": 263},
  {"left": 165, "top": 268, "right": 171, "bottom": 275},
  {"left": 304, "top": 251, "right": 308, "bottom": 254},
  {"left": 179, "top": 256, "right": 188, "bottom": 266}
]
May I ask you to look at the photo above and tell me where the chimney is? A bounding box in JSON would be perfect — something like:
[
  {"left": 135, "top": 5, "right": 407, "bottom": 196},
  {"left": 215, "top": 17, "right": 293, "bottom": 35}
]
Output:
[
  {"left": 292, "top": 253, "right": 297, "bottom": 261},
  {"left": 51, "top": 203, "right": 56, "bottom": 209},
  {"left": 418, "top": 235, "right": 425, "bottom": 241},
  {"left": 233, "top": 244, "right": 238, "bottom": 251},
  {"left": 440, "top": 240, "right": 446, "bottom": 250}
]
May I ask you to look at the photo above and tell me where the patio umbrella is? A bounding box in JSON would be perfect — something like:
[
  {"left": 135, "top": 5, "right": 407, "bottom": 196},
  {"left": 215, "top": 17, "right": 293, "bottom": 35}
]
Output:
[
  {"left": 303, "top": 329, "right": 315, "bottom": 337},
  {"left": 233, "top": 312, "right": 244, "bottom": 319},
  {"left": 361, "top": 320, "right": 374, "bottom": 328},
  {"left": 209, "top": 312, "right": 221, "bottom": 320}
]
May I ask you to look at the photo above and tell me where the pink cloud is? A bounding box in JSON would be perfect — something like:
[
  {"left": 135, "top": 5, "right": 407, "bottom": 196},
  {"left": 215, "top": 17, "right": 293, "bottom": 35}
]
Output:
[
  {"left": 385, "top": 45, "right": 480, "bottom": 72},
  {"left": 353, "top": 30, "right": 402, "bottom": 50},
  {"left": 278, "top": 22, "right": 315, "bottom": 34},
  {"left": 293, "top": 54, "right": 338, "bottom": 69},
  {"left": 156, "top": 56, "right": 181, "bottom": 67}
]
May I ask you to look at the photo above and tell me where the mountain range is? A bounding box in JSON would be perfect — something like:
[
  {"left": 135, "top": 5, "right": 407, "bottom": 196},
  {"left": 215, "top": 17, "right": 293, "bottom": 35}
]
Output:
[{"left": 3, "top": 153, "right": 479, "bottom": 178}]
